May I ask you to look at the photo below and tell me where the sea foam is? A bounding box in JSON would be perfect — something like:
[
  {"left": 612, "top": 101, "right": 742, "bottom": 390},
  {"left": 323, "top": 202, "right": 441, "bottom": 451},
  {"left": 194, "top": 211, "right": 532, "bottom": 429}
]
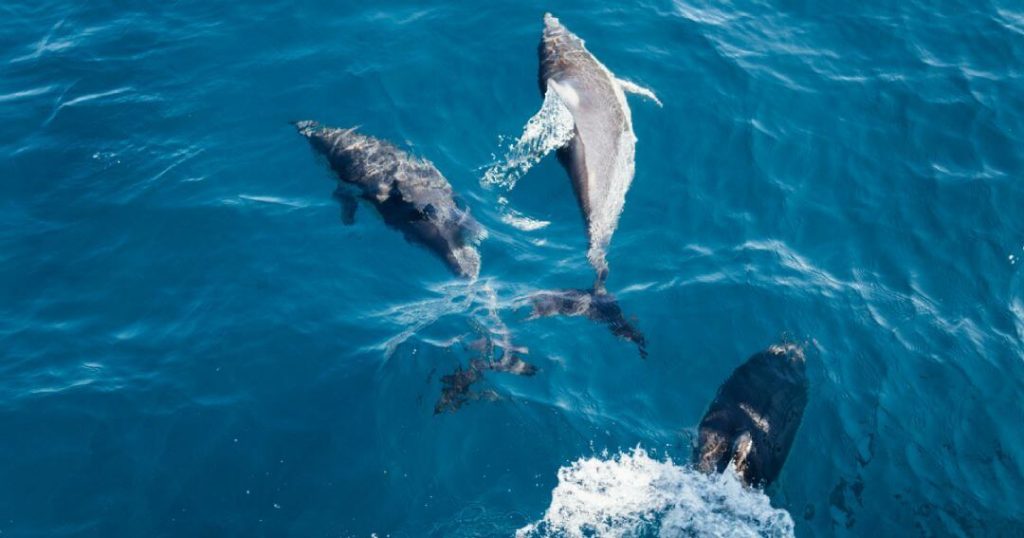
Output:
[{"left": 518, "top": 447, "right": 794, "bottom": 538}]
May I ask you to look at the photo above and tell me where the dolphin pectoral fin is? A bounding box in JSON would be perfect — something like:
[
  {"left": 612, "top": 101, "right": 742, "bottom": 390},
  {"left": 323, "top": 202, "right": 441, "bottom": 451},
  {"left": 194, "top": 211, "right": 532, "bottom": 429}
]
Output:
[
  {"left": 341, "top": 197, "right": 357, "bottom": 225},
  {"left": 332, "top": 190, "right": 358, "bottom": 225},
  {"left": 547, "top": 79, "right": 581, "bottom": 111},
  {"left": 617, "top": 78, "right": 663, "bottom": 107}
]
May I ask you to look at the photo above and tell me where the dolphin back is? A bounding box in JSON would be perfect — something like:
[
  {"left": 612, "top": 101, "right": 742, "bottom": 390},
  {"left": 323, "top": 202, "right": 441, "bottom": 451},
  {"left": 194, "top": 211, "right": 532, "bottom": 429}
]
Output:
[
  {"left": 295, "top": 121, "right": 482, "bottom": 279},
  {"left": 694, "top": 344, "right": 809, "bottom": 487}
]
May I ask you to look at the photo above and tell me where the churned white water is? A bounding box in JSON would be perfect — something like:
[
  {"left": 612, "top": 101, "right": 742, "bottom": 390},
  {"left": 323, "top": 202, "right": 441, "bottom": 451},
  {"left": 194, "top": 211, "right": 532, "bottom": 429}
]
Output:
[
  {"left": 481, "top": 88, "right": 575, "bottom": 191},
  {"left": 498, "top": 196, "right": 551, "bottom": 231},
  {"left": 517, "top": 447, "right": 795, "bottom": 538}
]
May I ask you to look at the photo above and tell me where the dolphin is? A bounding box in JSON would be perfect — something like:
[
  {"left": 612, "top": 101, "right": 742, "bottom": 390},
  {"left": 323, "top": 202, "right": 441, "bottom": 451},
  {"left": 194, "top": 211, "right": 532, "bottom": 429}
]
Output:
[
  {"left": 693, "top": 343, "right": 809, "bottom": 488},
  {"left": 295, "top": 121, "right": 483, "bottom": 279},
  {"left": 538, "top": 13, "right": 660, "bottom": 289}
]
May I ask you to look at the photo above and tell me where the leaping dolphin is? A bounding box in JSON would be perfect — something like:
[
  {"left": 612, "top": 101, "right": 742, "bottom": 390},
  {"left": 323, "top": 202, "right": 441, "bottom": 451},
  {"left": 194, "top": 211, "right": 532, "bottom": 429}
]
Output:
[
  {"left": 295, "top": 121, "right": 483, "bottom": 279},
  {"left": 538, "top": 13, "right": 660, "bottom": 289},
  {"left": 694, "top": 344, "right": 809, "bottom": 488}
]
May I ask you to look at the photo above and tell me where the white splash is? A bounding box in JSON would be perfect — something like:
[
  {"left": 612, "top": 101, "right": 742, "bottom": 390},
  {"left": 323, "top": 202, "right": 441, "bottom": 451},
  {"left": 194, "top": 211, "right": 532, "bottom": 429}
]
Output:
[
  {"left": 517, "top": 447, "right": 795, "bottom": 538},
  {"left": 498, "top": 196, "right": 551, "bottom": 231},
  {"left": 481, "top": 88, "right": 575, "bottom": 191},
  {"left": 237, "top": 194, "right": 310, "bottom": 208}
]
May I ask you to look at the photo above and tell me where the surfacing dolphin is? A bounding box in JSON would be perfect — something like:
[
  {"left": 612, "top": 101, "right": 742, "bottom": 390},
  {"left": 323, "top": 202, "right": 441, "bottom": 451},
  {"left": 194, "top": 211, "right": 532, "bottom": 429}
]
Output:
[
  {"left": 510, "top": 14, "right": 656, "bottom": 357},
  {"left": 538, "top": 13, "right": 660, "bottom": 289},
  {"left": 694, "top": 343, "right": 809, "bottom": 488},
  {"left": 295, "top": 121, "right": 483, "bottom": 279}
]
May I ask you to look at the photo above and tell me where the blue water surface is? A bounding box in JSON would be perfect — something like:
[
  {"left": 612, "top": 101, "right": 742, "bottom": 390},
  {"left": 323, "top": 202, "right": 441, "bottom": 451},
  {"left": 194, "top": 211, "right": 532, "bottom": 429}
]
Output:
[{"left": 2, "top": 0, "right": 1024, "bottom": 536}]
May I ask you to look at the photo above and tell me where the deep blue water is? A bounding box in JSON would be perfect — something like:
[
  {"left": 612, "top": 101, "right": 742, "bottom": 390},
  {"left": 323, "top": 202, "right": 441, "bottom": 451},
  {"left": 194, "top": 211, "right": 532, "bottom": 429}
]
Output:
[{"left": 3, "top": 0, "right": 1024, "bottom": 536}]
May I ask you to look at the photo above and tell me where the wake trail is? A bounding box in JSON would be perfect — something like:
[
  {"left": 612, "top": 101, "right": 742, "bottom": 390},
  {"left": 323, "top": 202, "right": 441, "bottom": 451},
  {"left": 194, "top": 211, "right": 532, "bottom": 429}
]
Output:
[
  {"left": 373, "top": 279, "right": 531, "bottom": 374},
  {"left": 374, "top": 281, "right": 478, "bottom": 358}
]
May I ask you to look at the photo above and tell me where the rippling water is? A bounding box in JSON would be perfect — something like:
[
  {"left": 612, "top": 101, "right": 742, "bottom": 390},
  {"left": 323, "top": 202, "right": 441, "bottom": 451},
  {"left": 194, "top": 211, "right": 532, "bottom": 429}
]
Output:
[{"left": 3, "top": 1, "right": 1024, "bottom": 536}]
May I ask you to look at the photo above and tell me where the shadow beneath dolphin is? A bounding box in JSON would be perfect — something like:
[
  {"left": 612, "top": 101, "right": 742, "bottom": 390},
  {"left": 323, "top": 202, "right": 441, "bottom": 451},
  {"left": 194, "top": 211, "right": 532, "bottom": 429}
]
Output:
[
  {"left": 433, "top": 288, "right": 539, "bottom": 414},
  {"left": 526, "top": 288, "right": 648, "bottom": 358},
  {"left": 434, "top": 332, "right": 537, "bottom": 414},
  {"left": 434, "top": 287, "right": 646, "bottom": 413}
]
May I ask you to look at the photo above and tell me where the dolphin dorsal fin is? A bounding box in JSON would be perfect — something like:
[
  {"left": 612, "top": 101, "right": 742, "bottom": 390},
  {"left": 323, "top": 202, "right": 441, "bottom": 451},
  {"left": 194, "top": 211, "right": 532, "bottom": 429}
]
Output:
[{"left": 616, "top": 78, "right": 663, "bottom": 107}]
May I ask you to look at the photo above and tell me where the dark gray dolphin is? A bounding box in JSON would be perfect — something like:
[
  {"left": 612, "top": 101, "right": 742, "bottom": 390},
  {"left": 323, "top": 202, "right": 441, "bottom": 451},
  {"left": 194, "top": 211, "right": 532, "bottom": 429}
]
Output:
[
  {"left": 694, "top": 344, "right": 809, "bottom": 488},
  {"left": 538, "top": 13, "right": 660, "bottom": 289},
  {"left": 295, "top": 121, "right": 483, "bottom": 279},
  {"left": 529, "top": 288, "right": 647, "bottom": 358}
]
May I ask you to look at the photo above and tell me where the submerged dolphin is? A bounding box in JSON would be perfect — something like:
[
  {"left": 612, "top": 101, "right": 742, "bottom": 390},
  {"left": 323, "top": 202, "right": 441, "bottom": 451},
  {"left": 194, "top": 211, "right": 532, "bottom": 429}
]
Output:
[
  {"left": 538, "top": 13, "right": 660, "bottom": 289},
  {"left": 694, "top": 344, "right": 809, "bottom": 488},
  {"left": 435, "top": 340, "right": 537, "bottom": 414},
  {"left": 295, "top": 121, "right": 483, "bottom": 279},
  {"left": 436, "top": 305, "right": 538, "bottom": 414}
]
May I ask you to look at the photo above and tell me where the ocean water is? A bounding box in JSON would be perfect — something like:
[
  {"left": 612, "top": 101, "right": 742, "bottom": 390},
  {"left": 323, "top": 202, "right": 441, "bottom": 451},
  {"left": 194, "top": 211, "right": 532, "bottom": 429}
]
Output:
[{"left": 2, "top": 0, "right": 1024, "bottom": 536}]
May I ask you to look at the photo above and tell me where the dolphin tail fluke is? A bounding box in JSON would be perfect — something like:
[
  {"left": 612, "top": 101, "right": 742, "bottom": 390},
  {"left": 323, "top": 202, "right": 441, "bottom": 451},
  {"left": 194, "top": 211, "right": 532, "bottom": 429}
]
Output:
[
  {"left": 527, "top": 288, "right": 647, "bottom": 358},
  {"left": 617, "top": 78, "right": 663, "bottom": 107}
]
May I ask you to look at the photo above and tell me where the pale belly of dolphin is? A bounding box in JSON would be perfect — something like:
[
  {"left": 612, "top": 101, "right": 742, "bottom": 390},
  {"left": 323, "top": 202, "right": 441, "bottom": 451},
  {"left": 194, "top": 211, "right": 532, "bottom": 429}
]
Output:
[
  {"left": 559, "top": 77, "right": 638, "bottom": 277},
  {"left": 481, "top": 13, "right": 659, "bottom": 286}
]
